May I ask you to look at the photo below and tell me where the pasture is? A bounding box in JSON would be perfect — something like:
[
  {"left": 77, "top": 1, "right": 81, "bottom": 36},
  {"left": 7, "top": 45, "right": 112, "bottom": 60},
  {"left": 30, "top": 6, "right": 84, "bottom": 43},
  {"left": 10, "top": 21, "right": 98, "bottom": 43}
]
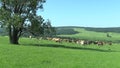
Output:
[{"left": 0, "top": 35, "right": 120, "bottom": 68}]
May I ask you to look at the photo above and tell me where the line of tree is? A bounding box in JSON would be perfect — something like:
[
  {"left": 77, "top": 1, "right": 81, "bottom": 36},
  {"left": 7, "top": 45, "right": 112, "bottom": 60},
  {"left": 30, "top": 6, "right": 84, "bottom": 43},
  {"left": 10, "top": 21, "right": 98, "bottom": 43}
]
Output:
[
  {"left": 84, "top": 27, "right": 120, "bottom": 33},
  {"left": 0, "top": 0, "right": 55, "bottom": 44},
  {"left": 56, "top": 28, "right": 79, "bottom": 35},
  {"left": 26, "top": 19, "right": 56, "bottom": 37}
]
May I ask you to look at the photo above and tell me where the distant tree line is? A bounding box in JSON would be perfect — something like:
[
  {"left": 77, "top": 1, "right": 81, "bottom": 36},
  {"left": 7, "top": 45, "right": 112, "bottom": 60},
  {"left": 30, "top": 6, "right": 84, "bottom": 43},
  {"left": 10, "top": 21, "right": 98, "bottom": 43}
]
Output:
[
  {"left": 56, "top": 28, "right": 79, "bottom": 35},
  {"left": 84, "top": 27, "right": 120, "bottom": 33}
]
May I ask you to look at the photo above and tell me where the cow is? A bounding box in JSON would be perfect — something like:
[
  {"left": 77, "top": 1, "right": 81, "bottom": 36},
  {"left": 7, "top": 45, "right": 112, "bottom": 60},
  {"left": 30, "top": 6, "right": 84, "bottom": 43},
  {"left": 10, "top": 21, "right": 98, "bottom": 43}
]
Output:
[
  {"left": 76, "top": 40, "right": 86, "bottom": 45},
  {"left": 97, "top": 41, "right": 104, "bottom": 46},
  {"left": 29, "top": 35, "right": 32, "bottom": 39},
  {"left": 52, "top": 38, "right": 62, "bottom": 43}
]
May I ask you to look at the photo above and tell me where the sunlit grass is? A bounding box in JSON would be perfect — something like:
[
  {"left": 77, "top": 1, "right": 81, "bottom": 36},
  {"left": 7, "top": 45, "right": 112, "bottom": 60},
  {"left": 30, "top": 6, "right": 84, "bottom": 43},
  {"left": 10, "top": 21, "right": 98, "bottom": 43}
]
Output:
[{"left": 0, "top": 36, "right": 120, "bottom": 68}]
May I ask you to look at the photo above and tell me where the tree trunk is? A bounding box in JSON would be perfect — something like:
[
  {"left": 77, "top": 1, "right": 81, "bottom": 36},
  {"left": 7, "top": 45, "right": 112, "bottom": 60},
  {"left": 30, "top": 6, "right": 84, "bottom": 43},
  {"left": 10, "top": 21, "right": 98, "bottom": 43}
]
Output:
[{"left": 9, "top": 25, "right": 19, "bottom": 44}]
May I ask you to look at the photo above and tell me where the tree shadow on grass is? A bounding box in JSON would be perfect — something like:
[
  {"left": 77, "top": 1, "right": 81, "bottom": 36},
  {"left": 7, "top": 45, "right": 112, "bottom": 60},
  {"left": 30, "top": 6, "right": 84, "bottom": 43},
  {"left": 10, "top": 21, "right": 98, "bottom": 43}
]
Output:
[{"left": 22, "top": 43, "right": 118, "bottom": 52}]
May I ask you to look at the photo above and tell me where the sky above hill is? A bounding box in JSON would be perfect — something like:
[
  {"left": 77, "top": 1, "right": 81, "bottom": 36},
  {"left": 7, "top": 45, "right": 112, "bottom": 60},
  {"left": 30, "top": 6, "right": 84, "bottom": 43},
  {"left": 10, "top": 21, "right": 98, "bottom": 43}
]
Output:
[{"left": 38, "top": 0, "right": 120, "bottom": 27}]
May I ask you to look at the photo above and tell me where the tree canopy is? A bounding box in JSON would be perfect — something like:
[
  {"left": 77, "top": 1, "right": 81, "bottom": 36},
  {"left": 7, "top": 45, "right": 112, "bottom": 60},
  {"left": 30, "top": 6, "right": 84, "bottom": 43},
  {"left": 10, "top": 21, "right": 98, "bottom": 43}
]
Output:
[{"left": 0, "top": 0, "right": 48, "bottom": 44}]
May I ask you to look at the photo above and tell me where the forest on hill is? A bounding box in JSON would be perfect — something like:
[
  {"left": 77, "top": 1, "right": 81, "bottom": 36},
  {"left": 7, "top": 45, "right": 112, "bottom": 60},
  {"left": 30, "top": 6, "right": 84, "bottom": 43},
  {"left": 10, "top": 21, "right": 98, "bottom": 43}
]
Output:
[
  {"left": 55, "top": 26, "right": 120, "bottom": 35},
  {"left": 1, "top": 26, "right": 120, "bottom": 36}
]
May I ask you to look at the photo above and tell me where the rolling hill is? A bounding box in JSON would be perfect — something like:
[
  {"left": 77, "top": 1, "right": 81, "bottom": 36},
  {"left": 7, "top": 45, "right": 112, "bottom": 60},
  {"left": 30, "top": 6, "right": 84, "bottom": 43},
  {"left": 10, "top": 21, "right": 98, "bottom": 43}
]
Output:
[{"left": 55, "top": 26, "right": 120, "bottom": 43}]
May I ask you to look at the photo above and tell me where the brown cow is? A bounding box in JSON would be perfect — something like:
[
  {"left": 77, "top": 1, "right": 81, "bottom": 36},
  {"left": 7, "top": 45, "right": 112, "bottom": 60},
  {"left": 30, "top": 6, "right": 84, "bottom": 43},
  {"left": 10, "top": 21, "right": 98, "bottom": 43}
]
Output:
[
  {"left": 97, "top": 41, "right": 104, "bottom": 46},
  {"left": 52, "top": 38, "right": 62, "bottom": 43}
]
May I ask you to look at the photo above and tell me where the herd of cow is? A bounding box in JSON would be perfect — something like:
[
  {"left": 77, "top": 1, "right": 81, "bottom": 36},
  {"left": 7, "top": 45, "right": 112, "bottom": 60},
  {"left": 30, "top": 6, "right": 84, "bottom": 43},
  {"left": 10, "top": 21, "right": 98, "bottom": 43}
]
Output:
[
  {"left": 29, "top": 35, "right": 112, "bottom": 46},
  {"left": 45, "top": 37, "right": 112, "bottom": 46}
]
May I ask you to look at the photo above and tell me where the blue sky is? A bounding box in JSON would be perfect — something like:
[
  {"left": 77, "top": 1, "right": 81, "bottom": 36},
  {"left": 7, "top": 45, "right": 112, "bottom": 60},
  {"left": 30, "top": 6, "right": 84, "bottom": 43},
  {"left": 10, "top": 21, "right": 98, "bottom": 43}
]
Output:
[{"left": 38, "top": 0, "right": 120, "bottom": 27}]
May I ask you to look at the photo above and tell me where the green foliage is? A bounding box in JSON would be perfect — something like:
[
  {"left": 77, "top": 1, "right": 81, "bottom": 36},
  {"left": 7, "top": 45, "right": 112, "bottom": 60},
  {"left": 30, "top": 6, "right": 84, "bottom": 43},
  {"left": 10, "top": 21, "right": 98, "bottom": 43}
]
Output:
[
  {"left": 0, "top": 0, "right": 45, "bottom": 29},
  {"left": 43, "top": 19, "right": 56, "bottom": 37},
  {"left": 0, "top": 0, "right": 46, "bottom": 44},
  {"left": 28, "top": 15, "right": 44, "bottom": 36},
  {"left": 25, "top": 18, "right": 56, "bottom": 37}
]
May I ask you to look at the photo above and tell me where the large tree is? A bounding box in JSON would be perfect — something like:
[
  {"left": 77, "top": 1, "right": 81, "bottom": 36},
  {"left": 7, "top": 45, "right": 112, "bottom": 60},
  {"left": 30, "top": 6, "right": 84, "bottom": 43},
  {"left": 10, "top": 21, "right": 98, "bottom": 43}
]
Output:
[
  {"left": 43, "top": 19, "right": 56, "bottom": 37},
  {"left": 0, "top": 0, "right": 46, "bottom": 44},
  {"left": 27, "top": 18, "right": 56, "bottom": 38}
]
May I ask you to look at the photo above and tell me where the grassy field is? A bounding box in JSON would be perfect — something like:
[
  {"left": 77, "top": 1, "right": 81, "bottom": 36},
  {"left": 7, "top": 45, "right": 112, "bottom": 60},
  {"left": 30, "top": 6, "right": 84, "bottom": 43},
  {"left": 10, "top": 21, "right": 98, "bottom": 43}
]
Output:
[{"left": 0, "top": 36, "right": 120, "bottom": 68}]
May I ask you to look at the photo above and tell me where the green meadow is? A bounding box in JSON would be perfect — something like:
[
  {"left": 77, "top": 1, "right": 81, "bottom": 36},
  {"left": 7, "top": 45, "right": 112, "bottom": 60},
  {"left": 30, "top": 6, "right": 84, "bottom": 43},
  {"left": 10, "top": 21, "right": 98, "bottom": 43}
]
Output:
[{"left": 1, "top": 28, "right": 120, "bottom": 68}]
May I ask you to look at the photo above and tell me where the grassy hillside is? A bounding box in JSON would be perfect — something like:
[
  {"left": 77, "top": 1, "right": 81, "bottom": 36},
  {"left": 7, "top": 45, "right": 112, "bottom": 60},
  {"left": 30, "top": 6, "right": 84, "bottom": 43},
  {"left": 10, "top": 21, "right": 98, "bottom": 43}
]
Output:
[
  {"left": 0, "top": 36, "right": 120, "bottom": 68},
  {"left": 57, "top": 27, "right": 120, "bottom": 43}
]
